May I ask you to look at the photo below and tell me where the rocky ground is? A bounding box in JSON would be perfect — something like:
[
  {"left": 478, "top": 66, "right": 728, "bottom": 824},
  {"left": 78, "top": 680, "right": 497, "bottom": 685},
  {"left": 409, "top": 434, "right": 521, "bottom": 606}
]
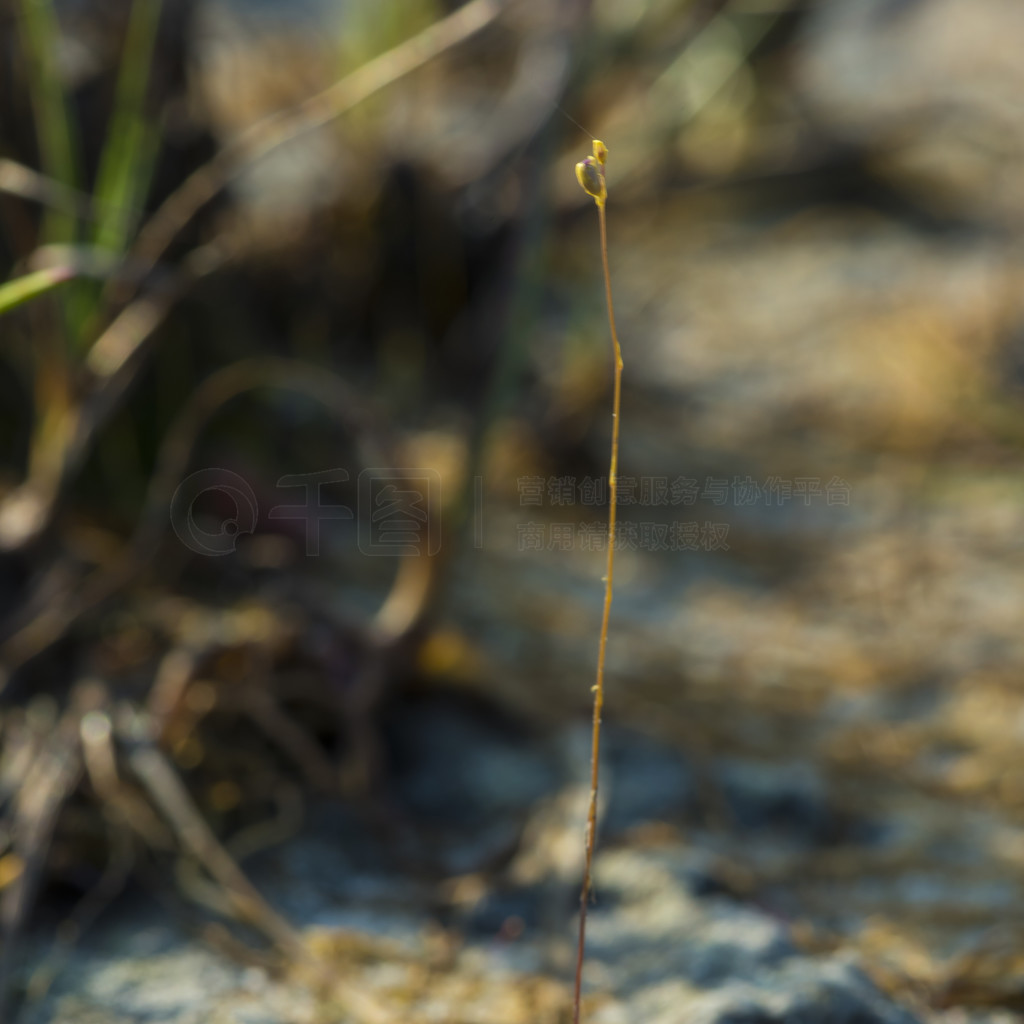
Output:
[{"left": 16, "top": 0, "right": 1024, "bottom": 1021}]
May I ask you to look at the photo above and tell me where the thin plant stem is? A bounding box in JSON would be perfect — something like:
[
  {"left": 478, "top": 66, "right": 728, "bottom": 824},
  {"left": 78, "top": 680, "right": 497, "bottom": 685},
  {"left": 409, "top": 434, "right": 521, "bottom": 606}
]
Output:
[{"left": 572, "top": 140, "right": 621, "bottom": 1024}]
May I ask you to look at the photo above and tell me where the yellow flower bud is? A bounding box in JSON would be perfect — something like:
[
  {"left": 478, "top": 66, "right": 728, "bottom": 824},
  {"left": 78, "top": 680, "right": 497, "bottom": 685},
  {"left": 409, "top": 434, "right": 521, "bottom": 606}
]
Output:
[{"left": 575, "top": 155, "right": 605, "bottom": 204}]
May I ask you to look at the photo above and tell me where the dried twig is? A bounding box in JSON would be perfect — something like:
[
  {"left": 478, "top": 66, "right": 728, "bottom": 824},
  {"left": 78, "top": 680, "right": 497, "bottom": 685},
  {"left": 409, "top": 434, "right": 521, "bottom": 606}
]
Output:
[
  {"left": 0, "top": 357, "right": 391, "bottom": 680},
  {"left": 128, "top": 742, "right": 308, "bottom": 960},
  {"left": 0, "top": 158, "right": 94, "bottom": 219},
  {"left": 0, "top": 242, "right": 229, "bottom": 555},
  {"left": 0, "top": 712, "right": 83, "bottom": 1017},
  {"left": 127, "top": 0, "right": 509, "bottom": 283},
  {"left": 23, "top": 823, "right": 134, "bottom": 1006}
]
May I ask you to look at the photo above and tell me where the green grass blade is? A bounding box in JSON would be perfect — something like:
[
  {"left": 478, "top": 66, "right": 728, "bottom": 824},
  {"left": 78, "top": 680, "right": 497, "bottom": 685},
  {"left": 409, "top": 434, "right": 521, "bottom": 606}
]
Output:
[
  {"left": 16, "top": 0, "right": 80, "bottom": 243},
  {"left": 92, "top": 0, "right": 165, "bottom": 254},
  {"left": 0, "top": 267, "right": 75, "bottom": 317}
]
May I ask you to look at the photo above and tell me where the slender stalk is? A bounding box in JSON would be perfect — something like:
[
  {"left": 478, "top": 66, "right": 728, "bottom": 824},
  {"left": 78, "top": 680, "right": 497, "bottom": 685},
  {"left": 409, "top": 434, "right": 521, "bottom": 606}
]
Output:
[{"left": 572, "top": 141, "right": 622, "bottom": 1024}]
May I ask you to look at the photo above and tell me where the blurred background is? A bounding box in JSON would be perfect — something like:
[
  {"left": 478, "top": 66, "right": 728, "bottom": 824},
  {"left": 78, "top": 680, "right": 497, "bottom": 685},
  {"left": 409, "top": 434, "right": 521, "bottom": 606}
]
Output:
[{"left": 4, "top": 0, "right": 1024, "bottom": 1021}]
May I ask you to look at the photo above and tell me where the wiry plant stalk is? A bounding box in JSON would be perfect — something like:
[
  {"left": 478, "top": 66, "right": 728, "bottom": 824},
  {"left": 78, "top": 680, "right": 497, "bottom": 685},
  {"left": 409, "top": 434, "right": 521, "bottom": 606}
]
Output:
[{"left": 572, "top": 139, "right": 622, "bottom": 1024}]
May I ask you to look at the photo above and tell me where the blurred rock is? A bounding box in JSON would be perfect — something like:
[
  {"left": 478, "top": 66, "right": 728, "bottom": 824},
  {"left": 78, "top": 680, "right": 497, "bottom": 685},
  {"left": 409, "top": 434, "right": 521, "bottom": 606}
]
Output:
[
  {"left": 587, "top": 847, "right": 919, "bottom": 1024},
  {"left": 603, "top": 726, "right": 696, "bottom": 835},
  {"left": 715, "top": 758, "right": 832, "bottom": 842},
  {"left": 798, "top": 0, "right": 1024, "bottom": 225},
  {"left": 387, "top": 696, "right": 557, "bottom": 825}
]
